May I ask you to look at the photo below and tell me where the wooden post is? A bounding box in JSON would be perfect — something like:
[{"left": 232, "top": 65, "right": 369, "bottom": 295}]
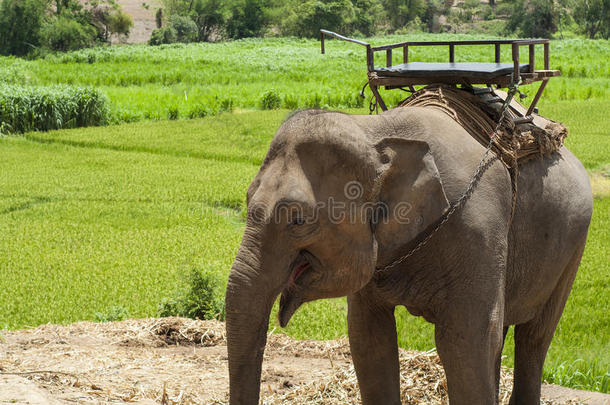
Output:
[
  {"left": 529, "top": 44, "right": 535, "bottom": 73},
  {"left": 495, "top": 44, "right": 501, "bottom": 63},
  {"left": 366, "top": 46, "right": 374, "bottom": 72},
  {"left": 320, "top": 31, "right": 325, "bottom": 54},
  {"left": 449, "top": 44, "right": 455, "bottom": 63},
  {"left": 526, "top": 78, "right": 549, "bottom": 116},
  {"left": 544, "top": 42, "right": 549, "bottom": 70},
  {"left": 512, "top": 43, "right": 520, "bottom": 83},
  {"left": 403, "top": 45, "right": 409, "bottom": 63},
  {"left": 386, "top": 49, "right": 392, "bottom": 67}
]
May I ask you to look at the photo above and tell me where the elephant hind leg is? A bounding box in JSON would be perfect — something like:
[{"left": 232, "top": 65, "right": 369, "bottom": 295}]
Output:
[
  {"left": 509, "top": 244, "right": 585, "bottom": 405},
  {"left": 434, "top": 295, "right": 505, "bottom": 405}
]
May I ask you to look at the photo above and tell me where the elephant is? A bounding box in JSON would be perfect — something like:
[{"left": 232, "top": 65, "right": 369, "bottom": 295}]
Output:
[{"left": 225, "top": 106, "right": 593, "bottom": 404}]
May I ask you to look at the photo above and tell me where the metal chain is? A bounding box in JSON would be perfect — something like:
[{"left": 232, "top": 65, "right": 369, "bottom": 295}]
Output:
[
  {"left": 375, "top": 86, "right": 516, "bottom": 275},
  {"left": 369, "top": 94, "right": 378, "bottom": 114}
]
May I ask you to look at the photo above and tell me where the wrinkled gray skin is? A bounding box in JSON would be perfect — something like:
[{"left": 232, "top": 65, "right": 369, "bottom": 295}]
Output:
[{"left": 225, "top": 107, "right": 592, "bottom": 405}]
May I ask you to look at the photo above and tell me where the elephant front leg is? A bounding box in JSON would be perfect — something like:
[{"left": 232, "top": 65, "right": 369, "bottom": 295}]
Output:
[
  {"left": 348, "top": 287, "right": 401, "bottom": 405},
  {"left": 434, "top": 296, "right": 505, "bottom": 405}
]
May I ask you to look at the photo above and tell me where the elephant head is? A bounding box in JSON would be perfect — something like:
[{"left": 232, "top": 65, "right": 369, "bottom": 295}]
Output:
[{"left": 225, "top": 110, "right": 449, "bottom": 404}]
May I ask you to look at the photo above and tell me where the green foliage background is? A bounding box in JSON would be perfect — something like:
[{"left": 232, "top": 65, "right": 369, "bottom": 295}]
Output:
[{"left": 0, "top": 0, "right": 132, "bottom": 56}]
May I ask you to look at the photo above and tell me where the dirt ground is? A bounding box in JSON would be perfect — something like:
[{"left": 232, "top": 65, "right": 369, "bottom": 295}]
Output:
[
  {"left": 117, "top": 0, "right": 160, "bottom": 44},
  {"left": 0, "top": 318, "right": 608, "bottom": 404}
]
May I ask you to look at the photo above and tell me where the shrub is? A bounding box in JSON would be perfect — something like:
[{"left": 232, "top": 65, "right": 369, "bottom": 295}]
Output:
[
  {"left": 41, "top": 16, "right": 97, "bottom": 52},
  {"left": 495, "top": 2, "right": 513, "bottom": 17},
  {"left": 149, "top": 27, "right": 177, "bottom": 45},
  {"left": 168, "top": 105, "right": 179, "bottom": 120},
  {"left": 478, "top": 4, "right": 494, "bottom": 21},
  {"left": 260, "top": 90, "right": 281, "bottom": 110},
  {"left": 0, "top": 85, "right": 109, "bottom": 134},
  {"left": 157, "top": 267, "right": 225, "bottom": 320},
  {"left": 219, "top": 98, "right": 234, "bottom": 112},
  {"left": 94, "top": 305, "right": 129, "bottom": 322},
  {"left": 188, "top": 104, "right": 210, "bottom": 118},
  {"left": 169, "top": 15, "right": 198, "bottom": 43},
  {"left": 0, "top": 0, "right": 46, "bottom": 56}
]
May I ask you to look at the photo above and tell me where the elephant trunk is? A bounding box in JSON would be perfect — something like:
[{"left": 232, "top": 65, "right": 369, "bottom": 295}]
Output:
[{"left": 225, "top": 240, "right": 284, "bottom": 405}]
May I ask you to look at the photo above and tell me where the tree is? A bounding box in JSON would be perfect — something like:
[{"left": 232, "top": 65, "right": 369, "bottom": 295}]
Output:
[
  {"left": 109, "top": 10, "right": 134, "bottom": 39},
  {"left": 157, "top": 0, "right": 225, "bottom": 42},
  {"left": 226, "top": 0, "right": 269, "bottom": 39},
  {"left": 280, "top": 0, "right": 355, "bottom": 38},
  {"left": 0, "top": 0, "right": 46, "bottom": 56},
  {"left": 155, "top": 8, "right": 163, "bottom": 28},
  {"left": 41, "top": 16, "right": 98, "bottom": 51},
  {"left": 90, "top": 2, "right": 134, "bottom": 42},
  {"left": 0, "top": 0, "right": 133, "bottom": 55},
  {"left": 54, "top": 0, "right": 71, "bottom": 16},
  {"left": 574, "top": 0, "right": 609, "bottom": 39},
  {"left": 149, "top": 27, "right": 177, "bottom": 44},
  {"left": 421, "top": 0, "right": 449, "bottom": 31},
  {"left": 506, "top": 0, "right": 558, "bottom": 38},
  {"left": 190, "top": 0, "right": 225, "bottom": 41},
  {"left": 349, "top": 0, "right": 384, "bottom": 36},
  {"left": 381, "top": 0, "right": 427, "bottom": 31}
]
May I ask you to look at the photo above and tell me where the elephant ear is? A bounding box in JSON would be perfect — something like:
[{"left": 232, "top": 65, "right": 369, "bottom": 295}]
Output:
[{"left": 372, "top": 137, "right": 450, "bottom": 257}]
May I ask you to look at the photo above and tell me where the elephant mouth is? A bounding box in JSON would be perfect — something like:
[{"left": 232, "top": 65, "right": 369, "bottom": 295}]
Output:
[
  {"left": 288, "top": 253, "right": 312, "bottom": 285},
  {"left": 278, "top": 251, "right": 316, "bottom": 327}
]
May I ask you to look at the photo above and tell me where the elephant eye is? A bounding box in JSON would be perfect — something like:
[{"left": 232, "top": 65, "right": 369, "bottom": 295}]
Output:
[{"left": 288, "top": 213, "right": 320, "bottom": 239}]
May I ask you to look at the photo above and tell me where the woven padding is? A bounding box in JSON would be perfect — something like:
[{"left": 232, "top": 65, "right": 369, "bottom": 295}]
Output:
[{"left": 398, "top": 85, "right": 567, "bottom": 168}]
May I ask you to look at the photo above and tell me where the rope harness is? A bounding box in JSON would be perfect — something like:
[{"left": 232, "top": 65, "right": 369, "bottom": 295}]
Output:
[{"left": 374, "top": 83, "right": 566, "bottom": 274}]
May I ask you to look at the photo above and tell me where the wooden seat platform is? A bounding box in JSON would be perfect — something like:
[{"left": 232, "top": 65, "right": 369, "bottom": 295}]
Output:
[
  {"left": 319, "top": 29, "right": 561, "bottom": 119},
  {"left": 377, "top": 62, "right": 530, "bottom": 79}
]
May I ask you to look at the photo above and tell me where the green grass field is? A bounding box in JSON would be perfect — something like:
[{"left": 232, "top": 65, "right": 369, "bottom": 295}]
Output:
[
  {"left": 1, "top": 36, "right": 608, "bottom": 122},
  {"left": 1, "top": 103, "right": 608, "bottom": 391},
  {"left": 0, "top": 35, "right": 608, "bottom": 392}
]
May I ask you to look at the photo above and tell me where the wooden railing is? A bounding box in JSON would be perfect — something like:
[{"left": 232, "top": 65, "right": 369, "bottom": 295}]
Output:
[{"left": 320, "top": 30, "right": 551, "bottom": 84}]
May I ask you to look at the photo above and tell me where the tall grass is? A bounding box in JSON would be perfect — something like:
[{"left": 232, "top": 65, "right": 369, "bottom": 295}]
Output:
[
  {"left": 543, "top": 359, "right": 610, "bottom": 393},
  {"left": 0, "top": 36, "right": 607, "bottom": 123},
  {"left": 0, "top": 85, "right": 108, "bottom": 134}
]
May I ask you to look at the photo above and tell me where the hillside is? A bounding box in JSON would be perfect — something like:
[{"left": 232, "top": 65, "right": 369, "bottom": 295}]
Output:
[{"left": 118, "top": 0, "right": 159, "bottom": 43}]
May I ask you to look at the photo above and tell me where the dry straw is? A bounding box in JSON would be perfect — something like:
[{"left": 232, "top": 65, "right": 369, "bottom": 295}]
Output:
[{"left": 0, "top": 318, "right": 582, "bottom": 404}]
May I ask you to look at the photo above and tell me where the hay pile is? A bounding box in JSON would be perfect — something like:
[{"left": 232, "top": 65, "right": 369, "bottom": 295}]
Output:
[
  {"left": 117, "top": 317, "right": 226, "bottom": 347},
  {"left": 0, "top": 318, "right": 585, "bottom": 404},
  {"left": 263, "top": 349, "right": 579, "bottom": 405}
]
